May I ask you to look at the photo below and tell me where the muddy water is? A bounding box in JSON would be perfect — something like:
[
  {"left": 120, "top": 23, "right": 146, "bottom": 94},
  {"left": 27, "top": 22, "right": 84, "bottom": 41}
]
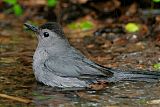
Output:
[{"left": 0, "top": 28, "right": 160, "bottom": 107}]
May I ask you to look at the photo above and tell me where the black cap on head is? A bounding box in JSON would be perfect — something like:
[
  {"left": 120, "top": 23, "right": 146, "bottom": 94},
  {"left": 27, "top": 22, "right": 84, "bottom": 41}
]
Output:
[{"left": 39, "top": 22, "right": 65, "bottom": 38}]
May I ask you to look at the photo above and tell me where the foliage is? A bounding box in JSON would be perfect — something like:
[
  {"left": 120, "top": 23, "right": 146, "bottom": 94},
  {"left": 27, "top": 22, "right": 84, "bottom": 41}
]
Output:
[
  {"left": 68, "top": 20, "right": 94, "bottom": 31},
  {"left": 13, "top": 4, "right": 23, "bottom": 16},
  {"left": 3, "top": 0, "right": 57, "bottom": 16},
  {"left": 47, "top": 0, "right": 57, "bottom": 7},
  {"left": 3, "top": 0, "right": 23, "bottom": 16},
  {"left": 153, "top": 63, "right": 160, "bottom": 70},
  {"left": 3, "top": 0, "right": 17, "bottom": 5},
  {"left": 125, "top": 23, "right": 140, "bottom": 33},
  {"left": 152, "top": 0, "right": 160, "bottom": 3}
]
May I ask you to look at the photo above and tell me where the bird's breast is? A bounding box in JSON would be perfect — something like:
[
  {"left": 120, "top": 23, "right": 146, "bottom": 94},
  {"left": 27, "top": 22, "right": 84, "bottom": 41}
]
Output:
[
  {"left": 32, "top": 48, "right": 49, "bottom": 81},
  {"left": 34, "top": 48, "right": 48, "bottom": 62},
  {"left": 33, "top": 48, "right": 48, "bottom": 72}
]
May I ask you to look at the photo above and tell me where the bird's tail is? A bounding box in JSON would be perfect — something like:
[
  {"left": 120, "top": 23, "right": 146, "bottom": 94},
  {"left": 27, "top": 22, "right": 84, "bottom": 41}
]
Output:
[{"left": 105, "top": 68, "right": 160, "bottom": 83}]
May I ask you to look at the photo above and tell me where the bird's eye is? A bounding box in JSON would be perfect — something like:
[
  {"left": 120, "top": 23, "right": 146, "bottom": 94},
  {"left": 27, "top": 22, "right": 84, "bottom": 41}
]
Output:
[{"left": 43, "top": 32, "right": 49, "bottom": 37}]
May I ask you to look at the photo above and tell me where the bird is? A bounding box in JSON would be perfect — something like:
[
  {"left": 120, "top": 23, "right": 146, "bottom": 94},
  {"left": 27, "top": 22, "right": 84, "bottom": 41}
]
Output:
[{"left": 24, "top": 22, "right": 160, "bottom": 88}]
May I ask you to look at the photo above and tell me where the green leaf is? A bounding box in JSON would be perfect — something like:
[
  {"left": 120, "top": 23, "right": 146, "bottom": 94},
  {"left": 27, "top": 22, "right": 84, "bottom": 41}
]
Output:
[
  {"left": 68, "top": 22, "right": 80, "bottom": 30},
  {"left": 3, "top": 0, "right": 17, "bottom": 5},
  {"left": 153, "top": 63, "right": 160, "bottom": 70},
  {"left": 13, "top": 4, "right": 23, "bottom": 16},
  {"left": 47, "top": 0, "right": 57, "bottom": 7},
  {"left": 80, "top": 21, "right": 94, "bottom": 30},
  {"left": 152, "top": 0, "right": 160, "bottom": 3},
  {"left": 68, "top": 20, "right": 94, "bottom": 31},
  {"left": 125, "top": 23, "right": 140, "bottom": 33}
]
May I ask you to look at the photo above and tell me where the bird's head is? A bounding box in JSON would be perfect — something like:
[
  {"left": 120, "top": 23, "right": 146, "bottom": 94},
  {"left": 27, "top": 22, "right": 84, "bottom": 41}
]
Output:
[{"left": 24, "top": 22, "right": 68, "bottom": 47}]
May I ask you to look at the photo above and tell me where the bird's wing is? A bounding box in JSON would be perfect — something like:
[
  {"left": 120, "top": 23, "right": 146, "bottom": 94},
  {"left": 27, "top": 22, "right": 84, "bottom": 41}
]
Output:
[{"left": 44, "top": 47, "right": 113, "bottom": 78}]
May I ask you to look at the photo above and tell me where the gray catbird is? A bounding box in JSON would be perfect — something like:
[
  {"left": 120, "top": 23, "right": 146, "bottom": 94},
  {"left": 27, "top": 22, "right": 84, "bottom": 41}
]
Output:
[{"left": 24, "top": 22, "right": 160, "bottom": 88}]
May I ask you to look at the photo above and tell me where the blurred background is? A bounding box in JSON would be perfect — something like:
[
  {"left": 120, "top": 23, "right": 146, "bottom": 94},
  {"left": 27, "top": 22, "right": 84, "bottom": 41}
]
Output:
[{"left": 0, "top": 0, "right": 160, "bottom": 106}]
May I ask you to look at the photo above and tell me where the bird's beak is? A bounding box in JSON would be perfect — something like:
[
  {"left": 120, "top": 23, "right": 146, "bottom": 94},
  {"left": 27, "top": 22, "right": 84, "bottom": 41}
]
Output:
[{"left": 24, "top": 23, "right": 39, "bottom": 33}]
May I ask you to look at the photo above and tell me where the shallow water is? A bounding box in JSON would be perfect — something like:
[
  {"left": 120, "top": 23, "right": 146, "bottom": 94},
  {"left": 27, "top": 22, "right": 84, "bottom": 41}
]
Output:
[
  {"left": 32, "top": 82, "right": 160, "bottom": 106},
  {"left": 0, "top": 28, "right": 160, "bottom": 107}
]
